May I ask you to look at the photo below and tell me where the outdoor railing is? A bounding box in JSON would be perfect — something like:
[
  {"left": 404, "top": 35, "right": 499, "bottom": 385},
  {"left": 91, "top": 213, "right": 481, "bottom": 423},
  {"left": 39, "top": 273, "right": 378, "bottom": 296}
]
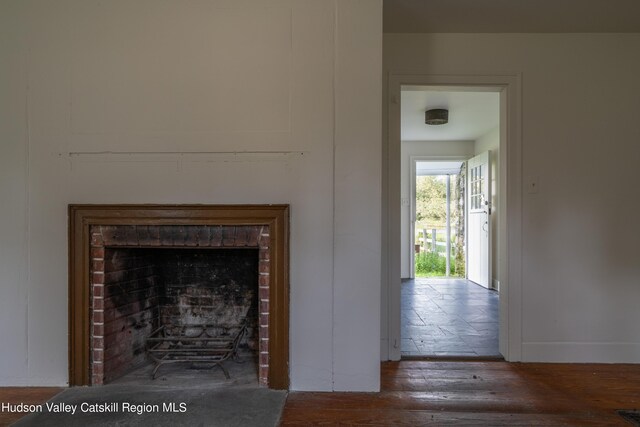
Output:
[{"left": 416, "top": 228, "right": 456, "bottom": 256}]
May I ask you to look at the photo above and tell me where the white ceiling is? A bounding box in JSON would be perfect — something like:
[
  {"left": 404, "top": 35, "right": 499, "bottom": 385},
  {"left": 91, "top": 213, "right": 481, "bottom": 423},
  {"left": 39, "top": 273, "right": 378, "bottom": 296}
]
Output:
[
  {"left": 401, "top": 87, "right": 499, "bottom": 142},
  {"left": 384, "top": 0, "right": 640, "bottom": 33}
]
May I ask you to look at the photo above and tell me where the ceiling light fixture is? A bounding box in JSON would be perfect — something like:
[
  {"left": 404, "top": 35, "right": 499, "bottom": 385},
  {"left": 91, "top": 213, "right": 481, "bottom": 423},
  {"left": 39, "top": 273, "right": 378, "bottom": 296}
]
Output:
[{"left": 425, "top": 108, "right": 448, "bottom": 125}]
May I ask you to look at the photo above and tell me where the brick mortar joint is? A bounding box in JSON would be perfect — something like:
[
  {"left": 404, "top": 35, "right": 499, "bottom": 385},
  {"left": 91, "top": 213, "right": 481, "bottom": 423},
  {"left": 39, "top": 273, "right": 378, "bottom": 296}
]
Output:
[{"left": 94, "top": 225, "right": 105, "bottom": 244}]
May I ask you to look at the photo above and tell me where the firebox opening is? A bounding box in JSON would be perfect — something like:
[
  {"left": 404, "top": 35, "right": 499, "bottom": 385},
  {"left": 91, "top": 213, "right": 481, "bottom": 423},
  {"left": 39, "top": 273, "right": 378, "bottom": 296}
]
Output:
[{"left": 97, "top": 247, "right": 259, "bottom": 384}]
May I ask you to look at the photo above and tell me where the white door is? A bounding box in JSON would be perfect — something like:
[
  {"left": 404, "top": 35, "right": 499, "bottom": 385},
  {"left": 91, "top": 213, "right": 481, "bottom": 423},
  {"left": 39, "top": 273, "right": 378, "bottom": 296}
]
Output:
[{"left": 467, "top": 151, "right": 491, "bottom": 288}]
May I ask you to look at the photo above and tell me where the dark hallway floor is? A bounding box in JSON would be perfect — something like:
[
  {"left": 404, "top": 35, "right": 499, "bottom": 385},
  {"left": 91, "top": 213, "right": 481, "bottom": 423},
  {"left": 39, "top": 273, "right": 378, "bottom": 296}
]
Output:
[{"left": 401, "top": 278, "right": 500, "bottom": 357}]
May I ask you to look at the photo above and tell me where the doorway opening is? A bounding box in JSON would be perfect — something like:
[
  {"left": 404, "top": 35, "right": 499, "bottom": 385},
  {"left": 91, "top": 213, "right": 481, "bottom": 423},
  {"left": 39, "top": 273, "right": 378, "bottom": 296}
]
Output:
[
  {"left": 385, "top": 73, "right": 522, "bottom": 362},
  {"left": 412, "top": 164, "right": 464, "bottom": 279},
  {"left": 400, "top": 86, "right": 501, "bottom": 358}
]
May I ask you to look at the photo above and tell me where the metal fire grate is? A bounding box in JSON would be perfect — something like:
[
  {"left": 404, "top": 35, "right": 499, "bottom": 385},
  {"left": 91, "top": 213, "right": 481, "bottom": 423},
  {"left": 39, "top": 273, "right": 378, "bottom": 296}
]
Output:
[
  {"left": 618, "top": 410, "right": 640, "bottom": 426},
  {"left": 146, "top": 319, "right": 247, "bottom": 380}
]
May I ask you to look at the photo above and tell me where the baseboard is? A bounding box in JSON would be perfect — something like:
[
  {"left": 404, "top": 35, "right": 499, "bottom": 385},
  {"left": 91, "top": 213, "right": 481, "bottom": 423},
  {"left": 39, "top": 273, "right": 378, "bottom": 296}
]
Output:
[
  {"left": 522, "top": 342, "right": 640, "bottom": 363},
  {"left": 380, "top": 338, "right": 389, "bottom": 360},
  {"left": 492, "top": 279, "right": 500, "bottom": 291}
]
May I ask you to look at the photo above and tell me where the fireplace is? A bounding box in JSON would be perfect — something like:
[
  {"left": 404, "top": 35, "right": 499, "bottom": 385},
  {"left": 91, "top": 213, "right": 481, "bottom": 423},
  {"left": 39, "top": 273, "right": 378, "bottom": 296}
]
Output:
[
  {"left": 92, "top": 227, "right": 264, "bottom": 385},
  {"left": 69, "top": 205, "right": 289, "bottom": 389}
]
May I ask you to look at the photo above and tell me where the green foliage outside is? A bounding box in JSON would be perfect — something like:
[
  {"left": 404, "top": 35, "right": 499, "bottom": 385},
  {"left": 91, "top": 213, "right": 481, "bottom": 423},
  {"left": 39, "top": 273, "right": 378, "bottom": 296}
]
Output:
[
  {"left": 415, "top": 251, "right": 457, "bottom": 277},
  {"left": 415, "top": 174, "right": 465, "bottom": 277},
  {"left": 415, "top": 176, "right": 449, "bottom": 226}
]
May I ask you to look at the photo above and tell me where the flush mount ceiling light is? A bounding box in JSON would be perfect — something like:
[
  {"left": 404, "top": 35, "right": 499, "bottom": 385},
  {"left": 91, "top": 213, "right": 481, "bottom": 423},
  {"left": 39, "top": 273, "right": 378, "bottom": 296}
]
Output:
[{"left": 425, "top": 108, "right": 448, "bottom": 125}]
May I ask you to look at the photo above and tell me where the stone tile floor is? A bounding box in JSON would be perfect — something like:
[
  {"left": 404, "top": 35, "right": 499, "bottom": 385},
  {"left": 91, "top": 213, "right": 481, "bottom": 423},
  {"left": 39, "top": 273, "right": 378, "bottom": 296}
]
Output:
[{"left": 401, "top": 277, "right": 500, "bottom": 357}]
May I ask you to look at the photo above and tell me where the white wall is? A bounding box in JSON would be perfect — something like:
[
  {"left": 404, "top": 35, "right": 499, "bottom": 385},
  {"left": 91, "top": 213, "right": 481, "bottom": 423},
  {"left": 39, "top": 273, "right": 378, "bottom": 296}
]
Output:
[
  {"left": 474, "top": 127, "right": 500, "bottom": 286},
  {"left": 400, "top": 141, "right": 474, "bottom": 278},
  {"left": 0, "top": 0, "right": 382, "bottom": 390},
  {"left": 385, "top": 33, "right": 640, "bottom": 362},
  {"left": 332, "top": 0, "right": 382, "bottom": 391}
]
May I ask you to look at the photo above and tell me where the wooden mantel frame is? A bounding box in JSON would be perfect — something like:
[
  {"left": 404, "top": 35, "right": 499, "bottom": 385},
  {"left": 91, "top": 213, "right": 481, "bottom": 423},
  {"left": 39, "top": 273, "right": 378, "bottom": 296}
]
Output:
[{"left": 68, "top": 204, "right": 290, "bottom": 389}]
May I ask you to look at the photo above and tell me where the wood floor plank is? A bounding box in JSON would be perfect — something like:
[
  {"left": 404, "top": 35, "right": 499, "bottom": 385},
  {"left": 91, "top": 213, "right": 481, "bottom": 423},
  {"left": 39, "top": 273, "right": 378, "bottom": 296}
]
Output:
[
  {"left": 281, "top": 408, "right": 622, "bottom": 426},
  {"left": 280, "top": 361, "right": 640, "bottom": 426},
  {"left": 283, "top": 391, "right": 579, "bottom": 414}
]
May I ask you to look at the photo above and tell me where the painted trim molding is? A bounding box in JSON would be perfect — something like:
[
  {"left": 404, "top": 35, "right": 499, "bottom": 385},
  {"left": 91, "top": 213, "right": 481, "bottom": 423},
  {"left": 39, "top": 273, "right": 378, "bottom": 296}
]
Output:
[{"left": 385, "top": 72, "right": 523, "bottom": 362}]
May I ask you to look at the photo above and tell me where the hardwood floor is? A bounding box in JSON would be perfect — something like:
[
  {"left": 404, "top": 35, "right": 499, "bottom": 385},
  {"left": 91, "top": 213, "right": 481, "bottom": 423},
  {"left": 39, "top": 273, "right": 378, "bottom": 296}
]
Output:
[
  {"left": 2, "top": 362, "right": 639, "bottom": 426},
  {"left": 280, "top": 361, "right": 640, "bottom": 426},
  {"left": 0, "top": 387, "right": 63, "bottom": 426}
]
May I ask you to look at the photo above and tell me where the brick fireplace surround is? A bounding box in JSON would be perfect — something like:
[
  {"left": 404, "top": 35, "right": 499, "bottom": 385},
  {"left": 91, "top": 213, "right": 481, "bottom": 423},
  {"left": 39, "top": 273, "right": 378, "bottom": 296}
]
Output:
[{"left": 68, "top": 205, "right": 289, "bottom": 390}]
